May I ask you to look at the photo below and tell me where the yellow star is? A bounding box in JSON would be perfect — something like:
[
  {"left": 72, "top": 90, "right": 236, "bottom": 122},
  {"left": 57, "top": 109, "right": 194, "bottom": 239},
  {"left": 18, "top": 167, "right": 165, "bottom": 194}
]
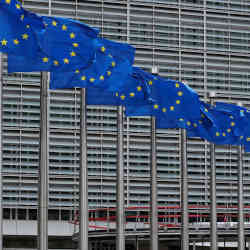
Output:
[
  {"left": 115, "top": 92, "right": 119, "bottom": 97},
  {"left": 22, "top": 33, "right": 29, "bottom": 40},
  {"left": 137, "top": 86, "right": 142, "bottom": 91},
  {"left": 73, "top": 43, "right": 79, "bottom": 48},
  {"left": 100, "top": 46, "right": 106, "bottom": 52},
  {"left": 179, "top": 118, "right": 184, "bottom": 121},
  {"left": 193, "top": 123, "right": 197, "bottom": 127},
  {"left": 130, "top": 93, "right": 135, "bottom": 97},
  {"left": 107, "top": 71, "right": 111, "bottom": 76},
  {"left": 154, "top": 104, "right": 159, "bottom": 109},
  {"left": 148, "top": 80, "right": 153, "bottom": 85},
  {"left": 216, "top": 132, "right": 220, "bottom": 137},
  {"left": 227, "top": 128, "right": 231, "bottom": 133},
  {"left": 81, "top": 76, "right": 86, "bottom": 81},
  {"left": 13, "top": 39, "right": 19, "bottom": 45},
  {"left": 1, "top": 39, "right": 8, "bottom": 46},
  {"left": 62, "top": 25, "right": 67, "bottom": 31},
  {"left": 111, "top": 61, "right": 116, "bottom": 67},
  {"left": 53, "top": 60, "right": 59, "bottom": 66},
  {"left": 70, "top": 33, "right": 76, "bottom": 39},
  {"left": 52, "top": 20, "right": 57, "bottom": 26},
  {"left": 5, "top": 0, "right": 11, "bottom": 4},
  {"left": 90, "top": 78, "right": 95, "bottom": 83},
  {"left": 199, "top": 120, "right": 203, "bottom": 124},
  {"left": 204, "top": 108, "right": 208, "bottom": 112},
  {"left": 162, "top": 108, "right": 166, "bottom": 113},
  {"left": 20, "top": 15, "right": 24, "bottom": 21},
  {"left": 64, "top": 58, "right": 69, "bottom": 64},
  {"left": 16, "top": 3, "right": 21, "bottom": 9},
  {"left": 42, "top": 57, "right": 49, "bottom": 63},
  {"left": 178, "top": 91, "right": 183, "bottom": 96},
  {"left": 187, "top": 121, "right": 191, "bottom": 126},
  {"left": 222, "top": 133, "right": 226, "bottom": 137},
  {"left": 120, "top": 95, "right": 125, "bottom": 100},
  {"left": 26, "top": 25, "right": 30, "bottom": 29},
  {"left": 247, "top": 137, "right": 250, "bottom": 142},
  {"left": 230, "top": 122, "right": 235, "bottom": 127},
  {"left": 240, "top": 136, "right": 243, "bottom": 140},
  {"left": 175, "top": 83, "right": 180, "bottom": 88},
  {"left": 170, "top": 106, "right": 174, "bottom": 111},
  {"left": 100, "top": 75, "right": 104, "bottom": 80},
  {"left": 176, "top": 100, "right": 180, "bottom": 104},
  {"left": 75, "top": 69, "right": 80, "bottom": 74},
  {"left": 70, "top": 51, "right": 76, "bottom": 57}
]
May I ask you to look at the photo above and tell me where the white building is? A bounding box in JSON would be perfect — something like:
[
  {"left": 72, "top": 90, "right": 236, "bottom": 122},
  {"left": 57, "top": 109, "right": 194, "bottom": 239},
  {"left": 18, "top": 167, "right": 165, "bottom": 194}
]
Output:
[{"left": 2, "top": 0, "right": 250, "bottom": 248}]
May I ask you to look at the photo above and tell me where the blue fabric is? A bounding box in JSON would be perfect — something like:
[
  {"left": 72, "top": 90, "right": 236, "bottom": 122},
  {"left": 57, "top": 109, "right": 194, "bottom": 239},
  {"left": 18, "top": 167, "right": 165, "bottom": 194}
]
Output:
[
  {"left": 7, "top": 14, "right": 100, "bottom": 73},
  {"left": 0, "top": 0, "right": 43, "bottom": 58},
  {"left": 50, "top": 38, "right": 135, "bottom": 90},
  {"left": 186, "top": 102, "right": 241, "bottom": 145},
  {"left": 125, "top": 70, "right": 202, "bottom": 129},
  {"left": 86, "top": 87, "right": 119, "bottom": 106}
]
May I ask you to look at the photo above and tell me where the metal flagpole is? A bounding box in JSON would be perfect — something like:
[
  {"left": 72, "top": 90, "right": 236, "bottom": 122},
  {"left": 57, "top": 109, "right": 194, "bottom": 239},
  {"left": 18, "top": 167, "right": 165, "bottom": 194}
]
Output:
[
  {"left": 0, "top": 53, "right": 4, "bottom": 250},
  {"left": 116, "top": 106, "right": 125, "bottom": 250},
  {"left": 237, "top": 102, "right": 245, "bottom": 250},
  {"left": 79, "top": 88, "right": 89, "bottom": 250},
  {"left": 180, "top": 128, "right": 189, "bottom": 250},
  {"left": 150, "top": 66, "right": 158, "bottom": 250},
  {"left": 38, "top": 72, "right": 49, "bottom": 250},
  {"left": 209, "top": 91, "right": 217, "bottom": 250}
]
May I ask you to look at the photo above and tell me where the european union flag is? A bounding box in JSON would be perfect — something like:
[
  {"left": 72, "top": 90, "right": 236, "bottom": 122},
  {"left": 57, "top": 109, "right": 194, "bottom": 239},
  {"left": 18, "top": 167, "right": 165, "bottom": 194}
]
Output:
[
  {"left": 186, "top": 102, "right": 241, "bottom": 145},
  {"left": 125, "top": 71, "right": 202, "bottom": 129},
  {"left": 0, "top": 0, "right": 43, "bottom": 58},
  {"left": 212, "top": 102, "right": 250, "bottom": 151},
  {"left": 50, "top": 38, "right": 134, "bottom": 90},
  {"left": 8, "top": 14, "right": 100, "bottom": 73}
]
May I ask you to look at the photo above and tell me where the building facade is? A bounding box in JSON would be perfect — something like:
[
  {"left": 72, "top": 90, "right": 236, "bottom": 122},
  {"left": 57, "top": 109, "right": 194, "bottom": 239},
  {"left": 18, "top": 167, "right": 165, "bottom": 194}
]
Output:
[{"left": 2, "top": 0, "right": 250, "bottom": 246}]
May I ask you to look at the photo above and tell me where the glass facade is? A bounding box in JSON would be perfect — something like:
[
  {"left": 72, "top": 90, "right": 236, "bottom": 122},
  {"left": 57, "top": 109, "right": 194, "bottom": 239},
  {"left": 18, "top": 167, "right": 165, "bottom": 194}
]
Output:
[{"left": 2, "top": 0, "right": 250, "bottom": 221}]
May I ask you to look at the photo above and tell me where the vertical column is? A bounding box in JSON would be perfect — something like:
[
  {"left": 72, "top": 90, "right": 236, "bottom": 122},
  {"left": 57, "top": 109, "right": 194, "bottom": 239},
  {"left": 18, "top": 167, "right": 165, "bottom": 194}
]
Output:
[
  {"left": 237, "top": 103, "right": 245, "bottom": 250},
  {"left": 150, "top": 66, "right": 158, "bottom": 250},
  {"left": 0, "top": 53, "right": 3, "bottom": 250},
  {"left": 79, "top": 88, "right": 88, "bottom": 250},
  {"left": 209, "top": 92, "right": 217, "bottom": 250},
  {"left": 116, "top": 106, "right": 125, "bottom": 250},
  {"left": 38, "top": 72, "right": 49, "bottom": 250},
  {"left": 181, "top": 129, "right": 189, "bottom": 250}
]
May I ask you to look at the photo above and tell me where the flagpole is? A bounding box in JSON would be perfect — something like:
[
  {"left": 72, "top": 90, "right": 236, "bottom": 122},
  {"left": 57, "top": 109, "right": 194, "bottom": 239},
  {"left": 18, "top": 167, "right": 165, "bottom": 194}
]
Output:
[
  {"left": 237, "top": 102, "right": 245, "bottom": 250},
  {"left": 79, "top": 88, "right": 88, "bottom": 250},
  {"left": 180, "top": 128, "right": 189, "bottom": 250},
  {"left": 150, "top": 66, "right": 158, "bottom": 250},
  {"left": 0, "top": 53, "right": 3, "bottom": 250},
  {"left": 209, "top": 91, "right": 217, "bottom": 250},
  {"left": 38, "top": 72, "right": 49, "bottom": 250},
  {"left": 116, "top": 105, "right": 125, "bottom": 250}
]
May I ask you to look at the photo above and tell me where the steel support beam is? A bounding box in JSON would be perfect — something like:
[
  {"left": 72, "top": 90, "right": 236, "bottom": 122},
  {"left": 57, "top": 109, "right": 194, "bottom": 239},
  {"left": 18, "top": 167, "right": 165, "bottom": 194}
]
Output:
[
  {"left": 238, "top": 144, "right": 245, "bottom": 250},
  {"left": 116, "top": 106, "right": 125, "bottom": 250},
  {"left": 209, "top": 92, "right": 217, "bottom": 250},
  {"left": 79, "top": 88, "right": 89, "bottom": 250},
  {"left": 38, "top": 72, "right": 49, "bottom": 250},
  {"left": 181, "top": 129, "right": 189, "bottom": 250}
]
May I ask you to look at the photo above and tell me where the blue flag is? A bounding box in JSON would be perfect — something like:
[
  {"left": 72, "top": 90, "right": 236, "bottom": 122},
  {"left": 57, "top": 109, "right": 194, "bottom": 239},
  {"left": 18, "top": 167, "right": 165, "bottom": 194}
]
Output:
[
  {"left": 8, "top": 14, "right": 100, "bottom": 73},
  {"left": 186, "top": 102, "right": 243, "bottom": 146},
  {"left": 0, "top": 0, "right": 44, "bottom": 58},
  {"left": 50, "top": 38, "right": 135, "bottom": 90},
  {"left": 125, "top": 71, "right": 202, "bottom": 129},
  {"left": 211, "top": 102, "right": 250, "bottom": 151}
]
